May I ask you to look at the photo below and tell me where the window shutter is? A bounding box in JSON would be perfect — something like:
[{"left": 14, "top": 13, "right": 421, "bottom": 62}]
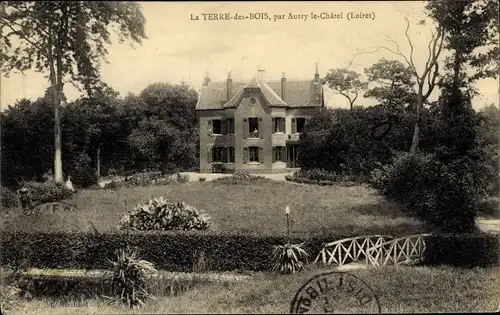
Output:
[
  {"left": 291, "top": 118, "right": 297, "bottom": 134},
  {"left": 258, "top": 118, "right": 263, "bottom": 138},
  {"left": 207, "top": 120, "right": 212, "bottom": 136},
  {"left": 259, "top": 147, "right": 263, "bottom": 163},
  {"left": 207, "top": 147, "right": 213, "bottom": 163},
  {"left": 223, "top": 148, "right": 227, "bottom": 163},
  {"left": 280, "top": 118, "right": 285, "bottom": 133},
  {"left": 272, "top": 147, "right": 276, "bottom": 163},
  {"left": 272, "top": 117, "right": 276, "bottom": 133},
  {"left": 280, "top": 147, "right": 286, "bottom": 162},
  {"left": 243, "top": 147, "right": 249, "bottom": 163},
  {"left": 243, "top": 118, "right": 249, "bottom": 138},
  {"left": 221, "top": 119, "right": 226, "bottom": 135}
]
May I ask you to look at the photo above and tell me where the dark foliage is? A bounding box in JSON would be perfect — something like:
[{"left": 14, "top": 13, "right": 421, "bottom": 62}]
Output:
[
  {"left": 1, "top": 230, "right": 496, "bottom": 272},
  {"left": 1, "top": 186, "right": 19, "bottom": 209},
  {"left": 423, "top": 233, "right": 499, "bottom": 267},
  {"left": 21, "top": 181, "right": 75, "bottom": 205},
  {"left": 0, "top": 230, "right": 346, "bottom": 272},
  {"left": 1, "top": 83, "right": 199, "bottom": 189},
  {"left": 285, "top": 169, "right": 358, "bottom": 186}
]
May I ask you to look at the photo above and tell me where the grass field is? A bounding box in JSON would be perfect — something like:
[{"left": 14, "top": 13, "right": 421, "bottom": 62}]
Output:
[
  {"left": 5, "top": 265, "right": 499, "bottom": 314},
  {"left": 0, "top": 179, "right": 426, "bottom": 236}
]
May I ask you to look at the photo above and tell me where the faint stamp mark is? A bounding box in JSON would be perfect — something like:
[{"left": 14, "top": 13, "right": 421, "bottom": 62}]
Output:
[{"left": 290, "top": 271, "right": 381, "bottom": 314}]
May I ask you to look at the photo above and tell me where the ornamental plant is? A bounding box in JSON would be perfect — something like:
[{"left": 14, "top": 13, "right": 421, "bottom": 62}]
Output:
[
  {"left": 118, "top": 197, "right": 210, "bottom": 231},
  {"left": 103, "top": 246, "right": 157, "bottom": 308},
  {"left": 271, "top": 205, "right": 310, "bottom": 274}
]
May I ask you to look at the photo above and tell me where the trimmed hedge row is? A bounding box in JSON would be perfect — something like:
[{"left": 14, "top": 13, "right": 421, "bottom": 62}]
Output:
[
  {"left": 423, "top": 233, "right": 499, "bottom": 267},
  {"left": 0, "top": 231, "right": 346, "bottom": 272},
  {"left": 1, "top": 231, "right": 497, "bottom": 271}
]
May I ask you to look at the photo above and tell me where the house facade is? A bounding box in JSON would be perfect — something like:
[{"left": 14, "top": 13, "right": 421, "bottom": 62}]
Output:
[{"left": 195, "top": 66, "right": 324, "bottom": 173}]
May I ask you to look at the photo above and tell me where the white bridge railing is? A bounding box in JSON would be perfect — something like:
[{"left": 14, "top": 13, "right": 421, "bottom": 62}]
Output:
[{"left": 314, "top": 234, "right": 431, "bottom": 267}]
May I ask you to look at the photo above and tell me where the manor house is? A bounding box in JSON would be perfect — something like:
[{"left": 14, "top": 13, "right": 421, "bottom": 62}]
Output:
[{"left": 195, "top": 66, "right": 324, "bottom": 173}]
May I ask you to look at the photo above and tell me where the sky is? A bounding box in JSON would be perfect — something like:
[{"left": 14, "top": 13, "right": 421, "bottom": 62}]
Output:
[{"left": 1, "top": 1, "right": 498, "bottom": 111}]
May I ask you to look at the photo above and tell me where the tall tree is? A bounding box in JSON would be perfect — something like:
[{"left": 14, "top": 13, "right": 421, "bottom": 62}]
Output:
[
  {"left": 1, "top": 1, "right": 147, "bottom": 182},
  {"left": 323, "top": 68, "right": 367, "bottom": 111},
  {"left": 350, "top": 7, "right": 445, "bottom": 153},
  {"left": 426, "top": 0, "right": 499, "bottom": 116},
  {"left": 364, "top": 58, "right": 417, "bottom": 112}
]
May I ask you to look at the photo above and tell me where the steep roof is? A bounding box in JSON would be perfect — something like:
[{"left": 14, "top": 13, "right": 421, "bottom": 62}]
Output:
[{"left": 196, "top": 76, "right": 323, "bottom": 110}]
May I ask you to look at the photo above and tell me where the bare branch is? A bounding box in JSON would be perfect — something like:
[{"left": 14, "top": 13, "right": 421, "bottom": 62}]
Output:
[
  {"left": 424, "top": 29, "right": 437, "bottom": 72},
  {"left": 423, "top": 62, "right": 439, "bottom": 101}
]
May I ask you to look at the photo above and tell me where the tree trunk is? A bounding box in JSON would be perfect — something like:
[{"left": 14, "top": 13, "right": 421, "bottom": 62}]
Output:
[
  {"left": 410, "top": 87, "right": 423, "bottom": 153},
  {"left": 97, "top": 146, "right": 101, "bottom": 180},
  {"left": 48, "top": 31, "right": 64, "bottom": 183}
]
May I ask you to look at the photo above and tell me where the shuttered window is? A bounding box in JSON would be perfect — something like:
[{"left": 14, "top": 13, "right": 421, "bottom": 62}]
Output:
[
  {"left": 248, "top": 147, "right": 259, "bottom": 162},
  {"left": 243, "top": 118, "right": 249, "bottom": 138},
  {"left": 207, "top": 146, "right": 213, "bottom": 163},
  {"left": 272, "top": 117, "right": 285, "bottom": 133},
  {"left": 227, "top": 147, "right": 235, "bottom": 163},
  {"left": 273, "top": 146, "right": 285, "bottom": 162}
]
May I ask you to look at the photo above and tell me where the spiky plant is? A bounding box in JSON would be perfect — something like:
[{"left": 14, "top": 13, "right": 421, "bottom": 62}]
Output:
[
  {"left": 272, "top": 242, "right": 310, "bottom": 274},
  {"left": 103, "top": 247, "right": 157, "bottom": 308}
]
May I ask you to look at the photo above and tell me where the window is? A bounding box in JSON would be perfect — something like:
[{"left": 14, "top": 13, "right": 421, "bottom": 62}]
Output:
[
  {"left": 227, "top": 147, "right": 235, "bottom": 163},
  {"left": 296, "top": 118, "right": 306, "bottom": 133},
  {"left": 273, "top": 117, "right": 285, "bottom": 133},
  {"left": 212, "top": 147, "right": 224, "bottom": 162},
  {"left": 292, "top": 117, "right": 307, "bottom": 134},
  {"left": 226, "top": 118, "right": 235, "bottom": 134},
  {"left": 248, "top": 117, "right": 259, "bottom": 138},
  {"left": 273, "top": 146, "right": 285, "bottom": 162},
  {"left": 249, "top": 146, "right": 259, "bottom": 162},
  {"left": 211, "top": 119, "right": 222, "bottom": 134}
]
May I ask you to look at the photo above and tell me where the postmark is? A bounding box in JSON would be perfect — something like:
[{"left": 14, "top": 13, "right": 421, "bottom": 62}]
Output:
[{"left": 290, "top": 271, "right": 381, "bottom": 314}]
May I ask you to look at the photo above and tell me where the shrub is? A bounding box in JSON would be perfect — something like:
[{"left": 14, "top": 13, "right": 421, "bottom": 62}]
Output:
[
  {"left": 1, "top": 186, "right": 19, "bottom": 209},
  {"left": 103, "top": 247, "right": 157, "bottom": 308},
  {"left": 67, "top": 152, "right": 97, "bottom": 188},
  {"left": 119, "top": 197, "right": 211, "bottom": 231},
  {"left": 285, "top": 169, "right": 358, "bottom": 186},
  {"left": 423, "top": 233, "right": 499, "bottom": 267},
  {"left": 297, "top": 107, "right": 398, "bottom": 178},
  {"left": 198, "top": 177, "right": 206, "bottom": 182},
  {"left": 271, "top": 243, "right": 310, "bottom": 274},
  {"left": 2, "top": 230, "right": 497, "bottom": 272},
  {"left": 175, "top": 173, "right": 189, "bottom": 183},
  {"left": 103, "top": 172, "right": 189, "bottom": 189},
  {"left": 21, "top": 181, "right": 74, "bottom": 205},
  {"left": 370, "top": 152, "right": 482, "bottom": 232},
  {"left": 212, "top": 171, "right": 268, "bottom": 185},
  {"left": 0, "top": 230, "right": 346, "bottom": 272}
]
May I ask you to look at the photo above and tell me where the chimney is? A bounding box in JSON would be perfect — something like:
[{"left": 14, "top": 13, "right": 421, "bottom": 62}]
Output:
[
  {"left": 314, "top": 62, "right": 320, "bottom": 82},
  {"left": 203, "top": 70, "right": 211, "bottom": 86},
  {"left": 226, "top": 71, "right": 232, "bottom": 101},
  {"left": 257, "top": 68, "right": 266, "bottom": 82},
  {"left": 281, "top": 72, "right": 286, "bottom": 101}
]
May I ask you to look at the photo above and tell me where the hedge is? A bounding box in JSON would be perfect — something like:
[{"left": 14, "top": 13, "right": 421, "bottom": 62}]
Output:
[
  {"left": 423, "top": 233, "right": 499, "bottom": 267},
  {"left": 2, "top": 231, "right": 497, "bottom": 272},
  {"left": 0, "top": 230, "right": 346, "bottom": 272}
]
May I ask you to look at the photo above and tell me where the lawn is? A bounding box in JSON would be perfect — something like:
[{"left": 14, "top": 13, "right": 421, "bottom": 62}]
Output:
[
  {"left": 5, "top": 265, "right": 499, "bottom": 314},
  {"left": 0, "top": 179, "right": 426, "bottom": 236}
]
